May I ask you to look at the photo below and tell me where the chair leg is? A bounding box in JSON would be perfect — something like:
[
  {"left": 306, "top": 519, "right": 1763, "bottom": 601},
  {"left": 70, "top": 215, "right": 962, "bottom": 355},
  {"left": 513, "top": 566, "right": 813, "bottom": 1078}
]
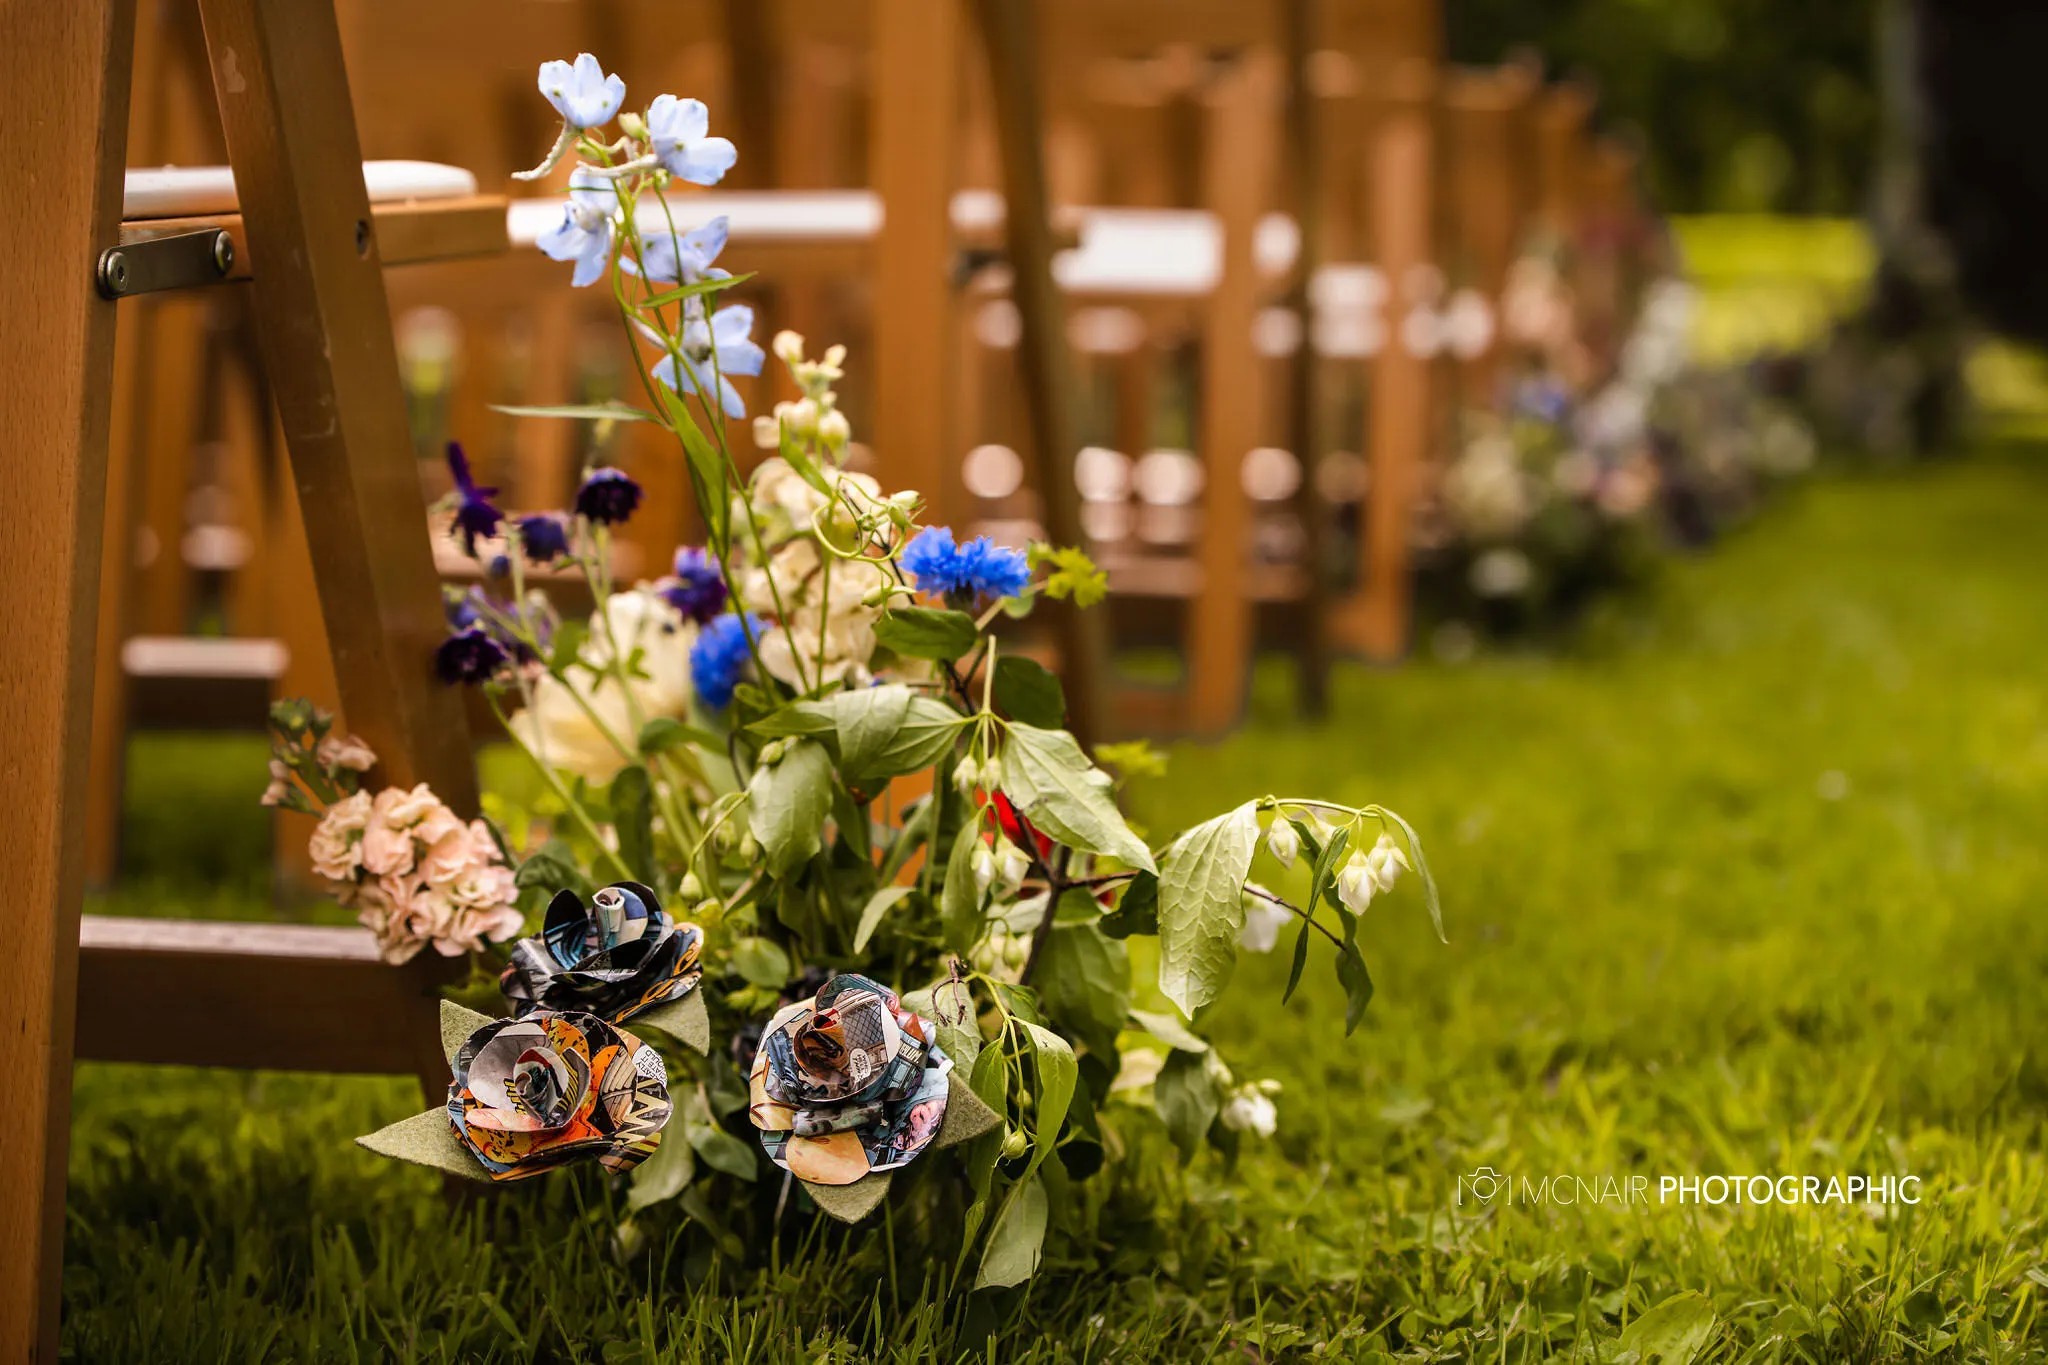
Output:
[{"left": 0, "top": 3, "right": 136, "bottom": 1359}]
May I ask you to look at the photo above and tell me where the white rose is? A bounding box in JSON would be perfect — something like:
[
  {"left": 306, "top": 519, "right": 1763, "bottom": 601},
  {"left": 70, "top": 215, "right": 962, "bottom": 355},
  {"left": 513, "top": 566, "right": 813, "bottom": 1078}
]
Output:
[{"left": 1220, "top": 1090, "right": 1277, "bottom": 1137}]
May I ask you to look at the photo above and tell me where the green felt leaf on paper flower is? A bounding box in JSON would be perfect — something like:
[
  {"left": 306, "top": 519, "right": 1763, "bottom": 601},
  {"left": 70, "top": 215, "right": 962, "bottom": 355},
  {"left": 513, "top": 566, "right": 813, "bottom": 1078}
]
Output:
[
  {"left": 802, "top": 1172, "right": 893, "bottom": 1223},
  {"left": 630, "top": 986, "right": 711, "bottom": 1055},
  {"left": 356, "top": 1109, "right": 491, "bottom": 1182},
  {"left": 1155, "top": 802, "right": 1260, "bottom": 1016},
  {"left": 748, "top": 738, "right": 834, "bottom": 875},
  {"left": 440, "top": 999, "right": 495, "bottom": 1068},
  {"left": 999, "top": 724, "right": 1156, "bottom": 873},
  {"left": 936, "top": 1070, "right": 1003, "bottom": 1149}
]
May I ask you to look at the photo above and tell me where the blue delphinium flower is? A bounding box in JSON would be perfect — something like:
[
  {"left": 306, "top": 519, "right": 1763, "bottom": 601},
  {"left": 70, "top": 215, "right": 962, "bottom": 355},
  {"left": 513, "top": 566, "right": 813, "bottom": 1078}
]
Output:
[
  {"left": 900, "top": 526, "right": 1031, "bottom": 601},
  {"left": 537, "top": 53, "right": 626, "bottom": 129},
  {"left": 690, "top": 612, "right": 761, "bottom": 709},
  {"left": 436, "top": 626, "right": 510, "bottom": 686},
  {"left": 645, "top": 95, "right": 737, "bottom": 185},
  {"left": 517, "top": 513, "right": 571, "bottom": 564},
  {"left": 445, "top": 442, "right": 502, "bottom": 555},
  {"left": 536, "top": 168, "right": 620, "bottom": 288},
  {"left": 632, "top": 214, "right": 729, "bottom": 286},
  {"left": 575, "top": 467, "right": 642, "bottom": 525},
  {"left": 660, "top": 547, "right": 727, "bottom": 624},
  {"left": 650, "top": 304, "right": 764, "bottom": 419}
]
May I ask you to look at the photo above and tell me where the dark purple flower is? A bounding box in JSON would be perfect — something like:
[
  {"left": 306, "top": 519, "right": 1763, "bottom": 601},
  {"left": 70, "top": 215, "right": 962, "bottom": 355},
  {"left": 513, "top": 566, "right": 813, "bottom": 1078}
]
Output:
[
  {"left": 436, "top": 626, "right": 510, "bottom": 685},
  {"left": 659, "top": 546, "right": 728, "bottom": 624},
  {"left": 445, "top": 442, "right": 503, "bottom": 555},
  {"left": 575, "top": 466, "right": 643, "bottom": 526},
  {"left": 518, "top": 513, "right": 572, "bottom": 564}
]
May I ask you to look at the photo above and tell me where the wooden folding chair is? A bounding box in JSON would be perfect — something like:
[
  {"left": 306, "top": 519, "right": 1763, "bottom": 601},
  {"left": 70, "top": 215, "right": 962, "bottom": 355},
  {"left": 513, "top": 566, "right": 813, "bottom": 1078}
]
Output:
[{"left": 3, "top": 0, "right": 507, "bottom": 1355}]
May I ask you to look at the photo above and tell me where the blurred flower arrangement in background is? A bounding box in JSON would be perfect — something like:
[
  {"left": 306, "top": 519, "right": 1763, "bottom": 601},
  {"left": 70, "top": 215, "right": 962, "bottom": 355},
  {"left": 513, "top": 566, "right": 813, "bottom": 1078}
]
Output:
[
  {"left": 297, "top": 53, "right": 1441, "bottom": 1291},
  {"left": 1417, "top": 248, "right": 1818, "bottom": 646}
]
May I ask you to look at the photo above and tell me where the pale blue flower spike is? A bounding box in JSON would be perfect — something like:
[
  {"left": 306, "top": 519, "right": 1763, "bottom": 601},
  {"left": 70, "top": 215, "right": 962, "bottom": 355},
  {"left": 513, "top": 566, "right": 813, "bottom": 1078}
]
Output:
[{"left": 539, "top": 52, "right": 626, "bottom": 130}]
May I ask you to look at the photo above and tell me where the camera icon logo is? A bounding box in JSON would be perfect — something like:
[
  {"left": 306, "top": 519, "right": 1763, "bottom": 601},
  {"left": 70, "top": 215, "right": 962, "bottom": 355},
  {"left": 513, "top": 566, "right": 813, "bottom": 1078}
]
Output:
[{"left": 1458, "top": 1166, "right": 1508, "bottom": 1206}]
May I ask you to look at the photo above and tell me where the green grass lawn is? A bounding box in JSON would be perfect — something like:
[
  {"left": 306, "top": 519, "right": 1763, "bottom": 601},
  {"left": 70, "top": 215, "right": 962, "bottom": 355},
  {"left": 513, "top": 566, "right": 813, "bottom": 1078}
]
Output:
[{"left": 67, "top": 450, "right": 2048, "bottom": 1361}]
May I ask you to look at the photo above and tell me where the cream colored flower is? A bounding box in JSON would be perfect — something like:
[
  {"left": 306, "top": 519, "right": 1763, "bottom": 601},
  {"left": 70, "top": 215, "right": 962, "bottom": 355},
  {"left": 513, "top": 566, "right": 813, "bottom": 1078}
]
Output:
[
  {"left": 316, "top": 732, "right": 377, "bottom": 772},
  {"left": 1220, "top": 1089, "right": 1278, "bottom": 1137},
  {"left": 509, "top": 589, "right": 700, "bottom": 784},
  {"left": 307, "top": 789, "right": 372, "bottom": 881}
]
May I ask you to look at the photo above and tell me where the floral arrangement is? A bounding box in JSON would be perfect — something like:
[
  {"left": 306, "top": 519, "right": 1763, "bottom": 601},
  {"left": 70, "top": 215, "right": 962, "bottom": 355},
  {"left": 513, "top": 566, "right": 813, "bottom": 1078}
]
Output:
[
  {"left": 327, "top": 53, "right": 1438, "bottom": 1286},
  {"left": 1422, "top": 261, "right": 1817, "bottom": 643}
]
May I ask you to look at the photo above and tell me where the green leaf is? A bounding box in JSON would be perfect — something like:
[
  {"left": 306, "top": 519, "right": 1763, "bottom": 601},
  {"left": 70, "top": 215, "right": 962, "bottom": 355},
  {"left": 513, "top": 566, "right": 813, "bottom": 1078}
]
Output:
[
  {"left": 1282, "top": 914, "right": 1313, "bottom": 1004},
  {"left": 488, "top": 400, "right": 653, "bottom": 423},
  {"left": 1034, "top": 921, "right": 1130, "bottom": 1061},
  {"left": 730, "top": 937, "right": 791, "bottom": 989},
  {"left": 439, "top": 999, "right": 494, "bottom": 1068},
  {"left": 610, "top": 765, "right": 657, "bottom": 885},
  {"left": 1129, "top": 1007, "right": 1207, "bottom": 1053},
  {"left": 626, "top": 1124, "right": 695, "bottom": 1210},
  {"left": 355, "top": 1109, "right": 490, "bottom": 1181},
  {"left": 935, "top": 1070, "right": 1003, "bottom": 1149},
  {"left": 942, "top": 816, "right": 991, "bottom": 953},
  {"left": 630, "top": 987, "right": 711, "bottom": 1055},
  {"left": 747, "top": 738, "right": 834, "bottom": 875},
  {"left": 803, "top": 1173, "right": 892, "bottom": 1224},
  {"left": 778, "top": 419, "right": 837, "bottom": 496},
  {"left": 757, "top": 687, "right": 965, "bottom": 783},
  {"left": 1155, "top": 802, "right": 1260, "bottom": 1016},
  {"left": 1336, "top": 946, "right": 1374, "bottom": 1036},
  {"left": 687, "top": 1122, "right": 760, "bottom": 1182},
  {"left": 992, "top": 656, "right": 1065, "bottom": 727},
  {"left": 974, "top": 1172, "right": 1049, "bottom": 1289},
  {"left": 999, "top": 724, "right": 1156, "bottom": 872},
  {"left": 1899, "top": 1290, "right": 1945, "bottom": 1331},
  {"left": 874, "top": 606, "right": 979, "bottom": 662},
  {"left": 852, "top": 884, "right": 918, "bottom": 954},
  {"left": 825, "top": 683, "right": 912, "bottom": 773},
  {"left": 1618, "top": 1290, "right": 1718, "bottom": 1364},
  {"left": 1152, "top": 1049, "right": 1219, "bottom": 1161},
  {"left": 514, "top": 840, "right": 593, "bottom": 902},
  {"left": 1098, "top": 872, "right": 1158, "bottom": 938},
  {"left": 1376, "top": 805, "right": 1446, "bottom": 943},
  {"left": 1016, "top": 1022, "right": 1076, "bottom": 1180},
  {"left": 1028, "top": 543, "right": 1108, "bottom": 607},
  {"left": 637, "top": 717, "right": 723, "bottom": 756}
]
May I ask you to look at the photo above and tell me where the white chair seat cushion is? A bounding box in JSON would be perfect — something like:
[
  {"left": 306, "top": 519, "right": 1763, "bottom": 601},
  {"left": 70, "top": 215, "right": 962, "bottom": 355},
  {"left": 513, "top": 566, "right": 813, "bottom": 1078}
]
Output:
[{"left": 124, "top": 160, "right": 479, "bottom": 218}]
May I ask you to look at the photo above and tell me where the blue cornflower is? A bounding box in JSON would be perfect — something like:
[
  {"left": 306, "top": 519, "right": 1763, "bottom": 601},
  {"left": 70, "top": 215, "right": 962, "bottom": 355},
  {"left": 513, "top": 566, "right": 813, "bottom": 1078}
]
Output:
[
  {"left": 648, "top": 304, "right": 764, "bottom": 419},
  {"left": 517, "top": 513, "right": 571, "bottom": 564},
  {"left": 955, "top": 536, "right": 1031, "bottom": 600},
  {"left": 445, "top": 442, "right": 502, "bottom": 555},
  {"left": 645, "top": 95, "right": 737, "bottom": 185},
  {"left": 900, "top": 526, "right": 1031, "bottom": 601},
  {"left": 690, "top": 612, "right": 761, "bottom": 709},
  {"left": 575, "top": 467, "right": 642, "bottom": 525},
  {"left": 660, "top": 546, "right": 728, "bottom": 624},
  {"left": 536, "top": 53, "right": 626, "bottom": 129},
  {"left": 436, "top": 627, "right": 510, "bottom": 686}
]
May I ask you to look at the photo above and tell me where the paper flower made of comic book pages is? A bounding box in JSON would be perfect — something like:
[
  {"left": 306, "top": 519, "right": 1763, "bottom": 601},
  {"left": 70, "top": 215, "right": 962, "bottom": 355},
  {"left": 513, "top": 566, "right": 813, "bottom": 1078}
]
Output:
[
  {"left": 748, "top": 973, "right": 955, "bottom": 1187},
  {"left": 446, "top": 1012, "right": 672, "bottom": 1180},
  {"left": 501, "top": 881, "right": 703, "bottom": 1024}
]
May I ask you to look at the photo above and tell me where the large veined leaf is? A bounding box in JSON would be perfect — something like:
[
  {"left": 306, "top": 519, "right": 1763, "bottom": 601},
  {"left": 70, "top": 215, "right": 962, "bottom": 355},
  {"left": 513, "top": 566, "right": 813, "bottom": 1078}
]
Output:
[
  {"left": 1034, "top": 923, "right": 1130, "bottom": 1062},
  {"left": 873, "top": 606, "right": 978, "bottom": 662},
  {"left": 999, "top": 724, "right": 1156, "bottom": 872},
  {"left": 992, "top": 655, "right": 1065, "bottom": 727},
  {"left": 747, "top": 739, "right": 834, "bottom": 875},
  {"left": 974, "top": 1172, "right": 1048, "bottom": 1289},
  {"left": 754, "top": 686, "right": 965, "bottom": 783},
  {"left": 1155, "top": 802, "right": 1260, "bottom": 1016}
]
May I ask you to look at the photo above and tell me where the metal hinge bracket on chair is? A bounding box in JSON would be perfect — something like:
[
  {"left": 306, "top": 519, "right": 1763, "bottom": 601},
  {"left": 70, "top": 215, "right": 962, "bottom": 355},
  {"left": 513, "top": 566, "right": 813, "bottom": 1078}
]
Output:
[{"left": 96, "top": 228, "right": 235, "bottom": 297}]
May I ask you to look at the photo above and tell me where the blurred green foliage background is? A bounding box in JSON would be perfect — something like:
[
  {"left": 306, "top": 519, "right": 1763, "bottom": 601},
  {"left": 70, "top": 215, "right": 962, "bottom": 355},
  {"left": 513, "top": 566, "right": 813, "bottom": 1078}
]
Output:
[{"left": 1448, "top": 0, "right": 1879, "bottom": 214}]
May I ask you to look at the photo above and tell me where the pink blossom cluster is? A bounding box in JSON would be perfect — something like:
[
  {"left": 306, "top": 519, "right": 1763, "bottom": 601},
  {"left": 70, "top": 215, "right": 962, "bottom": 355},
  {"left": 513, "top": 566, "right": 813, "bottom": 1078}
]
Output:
[{"left": 308, "top": 782, "right": 524, "bottom": 963}]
